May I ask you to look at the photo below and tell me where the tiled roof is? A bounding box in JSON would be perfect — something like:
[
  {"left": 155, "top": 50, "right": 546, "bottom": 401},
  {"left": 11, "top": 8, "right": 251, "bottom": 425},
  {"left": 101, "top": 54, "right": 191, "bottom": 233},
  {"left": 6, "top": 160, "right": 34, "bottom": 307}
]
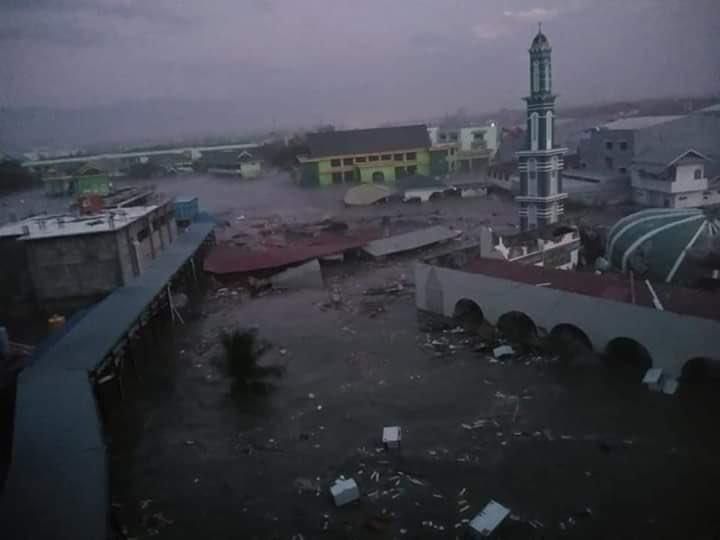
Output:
[{"left": 305, "top": 125, "right": 431, "bottom": 159}]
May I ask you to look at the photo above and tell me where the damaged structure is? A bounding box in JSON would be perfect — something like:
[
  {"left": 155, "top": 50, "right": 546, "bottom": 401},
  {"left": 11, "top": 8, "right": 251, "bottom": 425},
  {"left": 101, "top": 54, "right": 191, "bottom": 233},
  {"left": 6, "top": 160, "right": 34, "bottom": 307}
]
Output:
[
  {"left": 0, "top": 202, "right": 177, "bottom": 310},
  {"left": 415, "top": 249, "right": 720, "bottom": 379}
]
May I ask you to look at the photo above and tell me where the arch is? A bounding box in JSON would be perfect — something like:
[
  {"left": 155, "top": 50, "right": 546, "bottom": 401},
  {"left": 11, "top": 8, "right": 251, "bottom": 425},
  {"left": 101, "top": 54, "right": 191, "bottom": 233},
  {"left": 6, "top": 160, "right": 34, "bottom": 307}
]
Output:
[
  {"left": 453, "top": 299, "right": 484, "bottom": 330},
  {"left": 550, "top": 324, "right": 593, "bottom": 361},
  {"left": 497, "top": 311, "right": 537, "bottom": 345},
  {"left": 372, "top": 171, "right": 385, "bottom": 183},
  {"left": 604, "top": 337, "right": 652, "bottom": 372},
  {"left": 681, "top": 357, "right": 720, "bottom": 383}
]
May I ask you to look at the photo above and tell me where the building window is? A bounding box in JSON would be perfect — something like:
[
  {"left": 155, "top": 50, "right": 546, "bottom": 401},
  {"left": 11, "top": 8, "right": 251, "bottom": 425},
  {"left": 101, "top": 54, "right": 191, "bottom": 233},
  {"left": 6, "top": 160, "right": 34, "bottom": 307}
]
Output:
[
  {"left": 619, "top": 167, "right": 627, "bottom": 174},
  {"left": 550, "top": 170, "right": 558, "bottom": 194},
  {"left": 332, "top": 172, "right": 342, "bottom": 184},
  {"left": 439, "top": 134, "right": 447, "bottom": 141},
  {"left": 381, "top": 154, "right": 392, "bottom": 160},
  {"left": 544, "top": 61, "right": 551, "bottom": 92},
  {"left": 343, "top": 158, "right": 353, "bottom": 165},
  {"left": 679, "top": 196, "right": 688, "bottom": 201},
  {"left": 528, "top": 158, "right": 537, "bottom": 196},
  {"left": 369, "top": 155, "right": 379, "bottom": 162},
  {"left": 344, "top": 171, "right": 355, "bottom": 182},
  {"left": 532, "top": 60, "right": 539, "bottom": 93},
  {"left": 406, "top": 152, "right": 417, "bottom": 161},
  {"left": 450, "top": 133, "right": 458, "bottom": 141},
  {"left": 137, "top": 228, "right": 149, "bottom": 242},
  {"left": 530, "top": 113, "right": 539, "bottom": 151},
  {"left": 356, "top": 156, "right": 367, "bottom": 163},
  {"left": 330, "top": 159, "right": 341, "bottom": 167},
  {"left": 407, "top": 165, "right": 417, "bottom": 175},
  {"left": 694, "top": 168, "right": 703, "bottom": 179},
  {"left": 545, "top": 111, "right": 553, "bottom": 150},
  {"left": 395, "top": 166, "right": 407, "bottom": 178},
  {"left": 619, "top": 141, "right": 628, "bottom": 151},
  {"left": 605, "top": 141, "right": 613, "bottom": 150},
  {"left": 393, "top": 153, "right": 404, "bottom": 161},
  {"left": 605, "top": 156, "right": 613, "bottom": 169}
]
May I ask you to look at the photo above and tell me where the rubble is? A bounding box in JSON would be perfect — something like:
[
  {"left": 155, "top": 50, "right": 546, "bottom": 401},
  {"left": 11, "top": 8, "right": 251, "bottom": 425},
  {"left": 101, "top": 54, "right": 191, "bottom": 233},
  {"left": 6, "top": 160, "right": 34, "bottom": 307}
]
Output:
[
  {"left": 382, "top": 426, "right": 402, "bottom": 449},
  {"left": 330, "top": 478, "right": 360, "bottom": 507},
  {"left": 493, "top": 345, "right": 515, "bottom": 359},
  {"left": 469, "top": 501, "right": 510, "bottom": 537},
  {"left": 270, "top": 259, "right": 324, "bottom": 290}
]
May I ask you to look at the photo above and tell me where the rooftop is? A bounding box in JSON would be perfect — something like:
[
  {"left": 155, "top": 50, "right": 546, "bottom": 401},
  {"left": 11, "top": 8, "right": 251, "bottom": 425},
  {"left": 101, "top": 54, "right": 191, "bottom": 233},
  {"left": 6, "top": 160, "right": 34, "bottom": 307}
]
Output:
[
  {"left": 305, "top": 125, "right": 431, "bottom": 159},
  {"left": 0, "top": 205, "right": 160, "bottom": 241},
  {"left": 600, "top": 116, "right": 682, "bottom": 131},
  {"left": 463, "top": 256, "right": 720, "bottom": 322}
]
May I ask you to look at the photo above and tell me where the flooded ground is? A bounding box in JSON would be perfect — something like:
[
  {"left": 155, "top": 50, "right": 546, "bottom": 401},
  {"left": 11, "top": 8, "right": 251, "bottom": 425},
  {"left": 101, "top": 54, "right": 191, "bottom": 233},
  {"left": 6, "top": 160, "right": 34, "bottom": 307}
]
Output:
[
  {"left": 55, "top": 172, "right": 713, "bottom": 539},
  {"left": 108, "top": 257, "right": 720, "bottom": 539}
]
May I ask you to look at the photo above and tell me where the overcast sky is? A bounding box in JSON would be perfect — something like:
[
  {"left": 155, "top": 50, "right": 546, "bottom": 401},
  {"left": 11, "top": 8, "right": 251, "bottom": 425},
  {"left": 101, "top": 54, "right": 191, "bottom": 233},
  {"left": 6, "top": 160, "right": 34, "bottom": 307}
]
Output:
[{"left": 1, "top": 0, "right": 718, "bottom": 128}]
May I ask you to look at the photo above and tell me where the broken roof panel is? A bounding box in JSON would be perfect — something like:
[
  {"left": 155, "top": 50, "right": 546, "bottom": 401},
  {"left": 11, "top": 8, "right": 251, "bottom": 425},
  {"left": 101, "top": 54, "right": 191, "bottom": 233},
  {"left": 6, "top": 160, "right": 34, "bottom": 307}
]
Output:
[
  {"left": 204, "top": 229, "right": 382, "bottom": 274},
  {"left": 305, "top": 125, "right": 431, "bottom": 159},
  {"left": 344, "top": 184, "right": 396, "bottom": 206},
  {"left": 363, "top": 225, "right": 460, "bottom": 258}
]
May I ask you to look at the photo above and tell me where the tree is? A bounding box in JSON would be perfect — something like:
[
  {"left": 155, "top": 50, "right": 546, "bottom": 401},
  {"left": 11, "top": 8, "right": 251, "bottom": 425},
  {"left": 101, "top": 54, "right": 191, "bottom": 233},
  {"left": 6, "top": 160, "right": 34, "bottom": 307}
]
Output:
[
  {"left": 0, "top": 160, "right": 36, "bottom": 193},
  {"left": 220, "top": 329, "right": 284, "bottom": 395}
]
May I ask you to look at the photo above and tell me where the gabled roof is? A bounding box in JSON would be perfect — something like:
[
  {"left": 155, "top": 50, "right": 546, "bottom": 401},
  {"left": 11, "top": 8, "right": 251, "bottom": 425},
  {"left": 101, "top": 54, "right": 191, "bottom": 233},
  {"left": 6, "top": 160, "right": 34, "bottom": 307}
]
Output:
[
  {"left": 305, "top": 125, "right": 431, "bottom": 159},
  {"left": 634, "top": 147, "right": 708, "bottom": 168}
]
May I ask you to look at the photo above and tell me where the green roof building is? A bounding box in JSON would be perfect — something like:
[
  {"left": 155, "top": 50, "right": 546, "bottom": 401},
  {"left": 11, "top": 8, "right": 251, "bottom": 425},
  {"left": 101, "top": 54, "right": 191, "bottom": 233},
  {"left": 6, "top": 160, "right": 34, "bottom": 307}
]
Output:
[
  {"left": 606, "top": 208, "right": 720, "bottom": 284},
  {"left": 299, "top": 125, "right": 437, "bottom": 187}
]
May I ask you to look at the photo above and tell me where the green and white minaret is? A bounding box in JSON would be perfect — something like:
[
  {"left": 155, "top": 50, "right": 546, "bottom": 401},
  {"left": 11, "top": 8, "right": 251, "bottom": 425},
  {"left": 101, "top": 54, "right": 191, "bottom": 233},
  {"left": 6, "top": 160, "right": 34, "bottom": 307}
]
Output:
[{"left": 515, "top": 24, "right": 567, "bottom": 231}]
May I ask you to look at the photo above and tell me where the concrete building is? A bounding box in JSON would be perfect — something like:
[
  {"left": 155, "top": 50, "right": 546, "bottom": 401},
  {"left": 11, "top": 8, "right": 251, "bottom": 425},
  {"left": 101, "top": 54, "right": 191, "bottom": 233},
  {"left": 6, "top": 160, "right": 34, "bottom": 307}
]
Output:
[
  {"left": 480, "top": 225, "right": 580, "bottom": 270},
  {"left": 203, "top": 149, "right": 262, "bottom": 178},
  {"left": 415, "top": 251, "right": 720, "bottom": 380},
  {"left": 298, "top": 125, "right": 434, "bottom": 186},
  {"left": 43, "top": 163, "right": 112, "bottom": 197},
  {"left": 631, "top": 149, "right": 720, "bottom": 208},
  {"left": 427, "top": 124, "right": 499, "bottom": 174},
  {"left": 0, "top": 202, "right": 177, "bottom": 310},
  {"left": 515, "top": 27, "right": 568, "bottom": 231}
]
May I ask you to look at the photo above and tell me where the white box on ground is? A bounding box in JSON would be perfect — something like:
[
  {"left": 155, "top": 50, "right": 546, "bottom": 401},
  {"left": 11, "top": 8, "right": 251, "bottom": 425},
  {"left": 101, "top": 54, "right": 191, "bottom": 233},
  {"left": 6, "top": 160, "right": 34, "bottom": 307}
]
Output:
[
  {"left": 382, "top": 426, "right": 402, "bottom": 448},
  {"left": 493, "top": 345, "right": 514, "bottom": 359},
  {"left": 469, "top": 500, "right": 510, "bottom": 537},
  {"left": 642, "top": 367, "right": 664, "bottom": 392},
  {"left": 330, "top": 478, "right": 359, "bottom": 507}
]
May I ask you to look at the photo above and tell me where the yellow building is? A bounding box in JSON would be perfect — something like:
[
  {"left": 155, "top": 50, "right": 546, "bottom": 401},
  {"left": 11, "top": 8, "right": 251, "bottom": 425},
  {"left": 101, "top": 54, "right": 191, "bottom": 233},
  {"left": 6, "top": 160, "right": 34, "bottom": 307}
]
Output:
[{"left": 299, "top": 125, "right": 437, "bottom": 187}]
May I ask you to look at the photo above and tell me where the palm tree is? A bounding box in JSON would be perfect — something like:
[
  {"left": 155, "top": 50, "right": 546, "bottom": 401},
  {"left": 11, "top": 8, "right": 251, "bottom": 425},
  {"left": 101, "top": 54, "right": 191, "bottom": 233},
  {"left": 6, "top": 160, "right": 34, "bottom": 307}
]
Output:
[{"left": 220, "top": 329, "right": 284, "bottom": 394}]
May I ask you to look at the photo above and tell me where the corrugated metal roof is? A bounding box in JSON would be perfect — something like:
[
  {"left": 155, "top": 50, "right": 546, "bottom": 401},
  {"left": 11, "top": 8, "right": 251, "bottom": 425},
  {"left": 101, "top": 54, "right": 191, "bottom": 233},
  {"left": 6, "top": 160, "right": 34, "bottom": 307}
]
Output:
[
  {"left": 306, "top": 125, "right": 431, "bottom": 159},
  {"left": 204, "top": 229, "right": 382, "bottom": 274},
  {"left": 601, "top": 116, "right": 682, "bottom": 130},
  {"left": 363, "top": 226, "right": 460, "bottom": 257}
]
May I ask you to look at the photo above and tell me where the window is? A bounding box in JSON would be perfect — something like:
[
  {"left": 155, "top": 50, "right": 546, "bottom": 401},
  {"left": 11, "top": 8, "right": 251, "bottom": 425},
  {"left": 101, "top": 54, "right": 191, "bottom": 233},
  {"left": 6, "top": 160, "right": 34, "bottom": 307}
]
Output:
[
  {"left": 407, "top": 165, "right": 417, "bottom": 175},
  {"left": 450, "top": 133, "right": 458, "bottom": 141},
  {"left": 406, "top": 152, "right": 417, "bottom": 160},
  {"left": 619, "top": 141, "right": 628, "bottom": 151},
  {"left": 619, "top": 167, "right": 627, "bottom": 174},
  {"left": 530, "top": 113, "right": 539, "bottom": 151},
  {"left": 528, "top": 159, "right": 537, "bottom": 196},
  {"left": 694, "top": 168, "right": 703, "bottom": 180},
  {"left": 395, "top": 166, "right": 407, "bottom": 178},
  {"left": 544, "top": 61, "right": 551, "bottom": 92},
  {"left": 343, "top": 158, "right": 353, "bottom": 165},
  {"left": 532, "top": 60, "right": 539, "bottom": 92},
  {"left": 381, "top": 154, "right": 392, "bottom": 160},
  {"left": 393, "top": 153, "right": 404, "bottom": 161},
  {"left": 605, "top": 157, "right": 613, "bottom": 169},
  {"left": 449, "top": 148, "right": 455, "bottom": 155},
  {"left": 137, "top": 228, "right": 149, "bottom": 242},
  {"left": 330, "top": 159, "right": 341, "bottom": 167},
  {"left": 545, "top": 111, "right": 553, "bottom": 150},
  {"left": 369, "top": 155, "right": 379, "bottom": 162},
  {"left": 473, "top": 131, "right": 485, "bottom": 141},
  {"left": 344, "top": 171, "right": 355, "bottom": 182},
  {"left": 679, "top": 196, "right": 688, "bottom": 201},
  {"left": 332, "top": 172, "right": 342, "bottom": 184},
  {"left": 356, "top": 156, "right": 366, "bottom": 163},
  {"left": 439, "top": 134, "right": 447, "bottom": 141},
  {"left": 605, "top": 141, "right": 613, "bottom": 150}
]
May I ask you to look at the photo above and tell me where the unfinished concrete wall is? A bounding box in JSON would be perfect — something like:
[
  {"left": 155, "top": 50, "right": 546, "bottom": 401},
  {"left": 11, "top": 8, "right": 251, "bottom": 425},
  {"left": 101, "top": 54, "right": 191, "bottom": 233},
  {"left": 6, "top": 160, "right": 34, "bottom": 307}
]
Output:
[
  {"left": 415, "top": 262, "right": 720, "bottom": 377},
  {"left": 26, "top": 232, "right": 124, "bottom": 304}
]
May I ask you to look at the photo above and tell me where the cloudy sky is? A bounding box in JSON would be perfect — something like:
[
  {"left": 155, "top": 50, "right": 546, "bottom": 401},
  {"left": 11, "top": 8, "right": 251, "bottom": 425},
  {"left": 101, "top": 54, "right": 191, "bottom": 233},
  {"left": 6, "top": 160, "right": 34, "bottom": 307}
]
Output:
[{"left": 1, "top": 0, "right": 718, "bottom": 128}]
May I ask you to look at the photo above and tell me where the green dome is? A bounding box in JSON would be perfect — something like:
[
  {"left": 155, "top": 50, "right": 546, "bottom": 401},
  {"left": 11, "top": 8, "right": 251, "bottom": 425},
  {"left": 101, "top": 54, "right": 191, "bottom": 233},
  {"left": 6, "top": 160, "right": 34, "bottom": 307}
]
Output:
[{"left": 606, "top": 208, "right": 720, "bottom": 283}]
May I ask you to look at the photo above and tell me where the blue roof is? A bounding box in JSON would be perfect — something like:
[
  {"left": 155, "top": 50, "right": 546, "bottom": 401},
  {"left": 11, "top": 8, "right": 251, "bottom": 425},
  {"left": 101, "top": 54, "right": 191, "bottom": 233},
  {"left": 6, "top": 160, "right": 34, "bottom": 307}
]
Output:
[{"left": 0, "top": 218, "right": 214, "bottom": 540}]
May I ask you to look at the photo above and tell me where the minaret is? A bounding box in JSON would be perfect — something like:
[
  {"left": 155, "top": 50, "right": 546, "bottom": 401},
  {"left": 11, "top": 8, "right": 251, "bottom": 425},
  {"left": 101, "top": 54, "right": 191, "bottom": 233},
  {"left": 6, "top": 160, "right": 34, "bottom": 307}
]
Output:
[{"left": 515, "top": 24, "right": 567, "bottom": 231}]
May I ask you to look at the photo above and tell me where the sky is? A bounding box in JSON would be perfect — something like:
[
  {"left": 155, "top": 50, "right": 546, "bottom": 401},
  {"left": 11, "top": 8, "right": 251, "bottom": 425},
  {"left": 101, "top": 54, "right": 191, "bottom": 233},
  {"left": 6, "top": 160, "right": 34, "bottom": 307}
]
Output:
[{"left": 1, "top": 0, "right": 718, "bottom": 129}]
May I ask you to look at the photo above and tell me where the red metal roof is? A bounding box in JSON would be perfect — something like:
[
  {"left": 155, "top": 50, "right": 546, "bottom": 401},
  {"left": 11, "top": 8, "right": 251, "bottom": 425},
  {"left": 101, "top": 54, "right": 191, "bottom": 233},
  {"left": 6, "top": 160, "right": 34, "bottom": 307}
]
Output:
[
  {"left": 204, "top": 228, "right": 382, "bottom": 274},
  {"left": 463, "top": 257, "right": 720, "bottom": 322}
]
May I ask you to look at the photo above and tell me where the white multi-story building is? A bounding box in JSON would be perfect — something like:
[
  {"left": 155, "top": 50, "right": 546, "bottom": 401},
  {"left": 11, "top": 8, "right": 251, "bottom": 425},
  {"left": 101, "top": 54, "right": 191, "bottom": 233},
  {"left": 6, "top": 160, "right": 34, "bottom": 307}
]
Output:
[
  {"left": 632, "top": 148, "right": 720, "bottom": 208},
  {"left": 427, "top": 124, "right": 499, "bottom": 174}
]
